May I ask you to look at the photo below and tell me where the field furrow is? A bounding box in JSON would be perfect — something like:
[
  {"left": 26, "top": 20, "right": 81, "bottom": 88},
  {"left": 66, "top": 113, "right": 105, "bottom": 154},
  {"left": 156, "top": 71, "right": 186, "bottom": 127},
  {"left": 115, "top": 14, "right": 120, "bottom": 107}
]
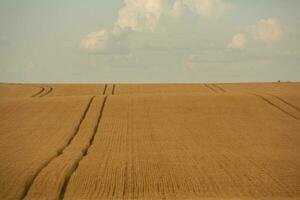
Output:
[
  {"left": 269, "top": 92, "right": 300, "bottom": 111},
  {"left": 254, "top": 94, "right": 300, "bottom": 120},
  {"left": 0, "top": 84, "right": 42, "bottom": 98},
  {"left": 102, "top": 84, "right": 107, "bottom": 95},
  {"left": 212, "top": 84, "right": 226, "bottom": 92},
  {"left": 204, "top": 84, "right": 217, "bottom": 93},
  {"left": 63, "top": 94, "right": 300, "bottom": 199},
  {"left": 115, "top": 84, "right": 213, "bottom": 94},
  {"left": 39, "top": 86, "right": 53, "bottom": 98},
  {"left": 0, "top": 96, "right": 91, "bottom": 199},
  {"left": 31, "top": 87, "right": 45, "bottom": 97},
  {"left": 104, "top": 84, "right": 114, "bottom": 95},
  {"left": 24, "top": 96, "right": 106, "bottom": 200},
  {"left": 112, "top": 84, "right": 116, "bottom": 95},
  {"left": 38, "top": 84, "right": 106, "bottom": 97},
  {"left": 268, "top": 94, "right": 300, "bottom": 112},
  {"left": 0, "top": 83, "right": 300, "bottom": 199},
  {"left": 219, "top": 82, "right": 300, "bottom": 94}
]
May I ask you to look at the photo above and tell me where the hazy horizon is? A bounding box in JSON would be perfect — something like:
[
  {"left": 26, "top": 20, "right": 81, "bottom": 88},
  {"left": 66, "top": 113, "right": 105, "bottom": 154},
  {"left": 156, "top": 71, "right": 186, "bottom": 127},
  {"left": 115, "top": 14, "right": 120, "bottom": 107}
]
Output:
[{"left": 1, "top": 0, "right": 300, "bottom": 83}]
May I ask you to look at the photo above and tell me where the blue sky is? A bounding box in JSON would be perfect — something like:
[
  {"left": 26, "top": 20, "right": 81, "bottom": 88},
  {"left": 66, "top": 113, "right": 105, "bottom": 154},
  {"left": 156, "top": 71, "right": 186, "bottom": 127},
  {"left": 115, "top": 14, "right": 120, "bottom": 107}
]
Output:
[{"left": 0, "top": 0, "right": 300, "bottom": 83}]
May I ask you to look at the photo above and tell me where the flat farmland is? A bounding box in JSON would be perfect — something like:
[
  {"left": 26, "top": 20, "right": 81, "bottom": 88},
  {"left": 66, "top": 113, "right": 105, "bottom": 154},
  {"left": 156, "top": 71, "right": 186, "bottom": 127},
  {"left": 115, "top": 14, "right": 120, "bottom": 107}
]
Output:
[
  {"left": 0, "top": 84, "right": 107, "bottom": 98},
  {"left": 0, "top": 84, "right": 42, "bottom": 98},
  {"left": 37, "top": 84, "right": 107, "bottom": 97},
  {"left": 0, "top": 95, "right": 94, "bottom": 199},
  {"left": 114, "top": 84, "right": 214, "bottom": 94},
  {"left": 0, "top": 83, "right": 300, "bottom": 199}
]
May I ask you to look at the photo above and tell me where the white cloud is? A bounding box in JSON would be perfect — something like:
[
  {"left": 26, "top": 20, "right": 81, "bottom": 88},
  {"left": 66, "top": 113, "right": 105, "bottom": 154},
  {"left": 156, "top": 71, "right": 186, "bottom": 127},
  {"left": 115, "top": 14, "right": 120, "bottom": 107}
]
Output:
[
  {"left": 250, "top": 18, "right": 283, "bottom": 44},
  {"left": 228, "top": 18, "right": 284, "bottom": 49},
  {"left": 227, "top": 33, "right": 247, "bottom": 49},
  {"left": 116, "top": 0, "right": 162, "bottom": 32},
  {"left": 81, "top": 0, "right": 162, "bottom": 52},
  {"left": 80, "top": 0, "right": 231, "bottom": 52},
  {"left": 80, "top": 29, "right": 129, "bottom": 53},
  {"left": 171, "top": 0, "right": 231, "bottom": 18},
  {"left": 80, "top": 30, "right": 111, "bottom": 50}
]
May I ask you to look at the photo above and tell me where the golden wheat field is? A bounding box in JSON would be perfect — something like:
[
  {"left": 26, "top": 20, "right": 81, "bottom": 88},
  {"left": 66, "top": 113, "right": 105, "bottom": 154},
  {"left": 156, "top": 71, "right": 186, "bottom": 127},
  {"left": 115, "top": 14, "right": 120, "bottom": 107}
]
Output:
[{"left": 0, "top": 82, "right": 299, "bottom": 200}]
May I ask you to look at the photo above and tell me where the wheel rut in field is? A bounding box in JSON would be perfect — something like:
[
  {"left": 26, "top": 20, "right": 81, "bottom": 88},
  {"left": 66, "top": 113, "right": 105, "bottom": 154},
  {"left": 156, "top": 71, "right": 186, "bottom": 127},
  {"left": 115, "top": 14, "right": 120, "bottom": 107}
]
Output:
[
  {"left": 103, "top": 84, "right": 107, "bottom": 95},
  {"left": 112, "top": 84, "right": 116, "bottom": 95},
  {"left": 31, "top": 87, "right": 45, "bottom": 97},
  {"left": 212, "top": 84, "right": 226, "bottom": 92},
  {"left": 59, "top": 96, "right": 108, "bottom": 200},
  {"left": 21, "top": 96, "right": 95, "bottom": 199},
  {"left": 204, "top": 84, "right": 217, "bottom": 93},
  {"left": 39, "top": 86, "right": 53, "bottom": 97},
  {"left": 267, "top": 93, "right": 300, "bottom": 113},
  {"left": 204, "top": 84, "right": 226, "bottom": 93},
  {"left": 62, "top": 96, "right": 96, "bottom": 150},
  {"left": 254, "top": 94, "right": 300, "bottom": 120}
]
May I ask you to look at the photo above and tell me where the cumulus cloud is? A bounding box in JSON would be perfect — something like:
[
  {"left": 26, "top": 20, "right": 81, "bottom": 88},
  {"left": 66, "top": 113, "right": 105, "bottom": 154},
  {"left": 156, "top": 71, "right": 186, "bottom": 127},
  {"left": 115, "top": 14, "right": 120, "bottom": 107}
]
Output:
[
  {"left": 80, "top": 29, "right": 129, "bottom": 53},
  {"left": 228, "top": 18, "right": 284, "bottom": 49},
  {"left": 171, "top": 0, "right": 231, "bottom": 18},
  {"left": 81, "top": 0, "right": 162, "bottom": 52},
  {"left": 227, "top": 33, "right": 247, "bottom": 49},
  {"left": 117, "top": 0, "right": 162, "bottom": 32},
  {"left": 250, "top": 18, "right": 283, "bottom": 44},
  {"left": 80, "top": 30, "right": 111, "bottom": 50},
  {"left": 81, "top": 0, "right": 231, "bottom": 53}
]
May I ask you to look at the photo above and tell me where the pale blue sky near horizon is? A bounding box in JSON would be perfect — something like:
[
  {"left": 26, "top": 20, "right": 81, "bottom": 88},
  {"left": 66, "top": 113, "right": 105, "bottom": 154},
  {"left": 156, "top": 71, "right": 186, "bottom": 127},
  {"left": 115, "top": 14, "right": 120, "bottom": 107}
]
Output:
[{"left": 0, "top": 0, "right": 300, "bottom": 83}]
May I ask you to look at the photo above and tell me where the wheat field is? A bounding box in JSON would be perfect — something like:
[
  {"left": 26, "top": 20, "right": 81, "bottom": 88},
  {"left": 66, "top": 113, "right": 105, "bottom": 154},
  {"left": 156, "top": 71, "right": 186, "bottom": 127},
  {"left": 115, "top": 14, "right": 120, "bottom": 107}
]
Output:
[{"left": 0, "top": 83, "right": 299, "bottom": 199}]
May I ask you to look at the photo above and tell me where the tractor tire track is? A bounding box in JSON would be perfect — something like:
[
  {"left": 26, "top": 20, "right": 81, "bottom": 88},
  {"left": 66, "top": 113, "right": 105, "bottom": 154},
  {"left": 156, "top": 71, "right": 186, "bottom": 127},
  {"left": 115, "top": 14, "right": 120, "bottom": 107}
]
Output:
[
  {"left": 112, "top": 84, "right": 116, "bottom": 95},
  {"left": 103, "top": 84, "right": 107, "bottom": 95},
  {"left": 253, "top": 94, "right": 299, "bottom": 120},
  {"left": 204, "top": 84, "right": 217, "bottom": 93},
  {"left": 246, "top": 158, "right": 293, "bottom": 197},
  {"left": 59, "top": 96, "right": 108, "bottom": 200},
  {"left": 31, "top": 87, "right": 45, "bottom": 97},
  {"left": 39, "top": 87, "right": 53, "bottom": 97},
  {"left": 267, "top": 93, "right": 300, "bottom": 112},
  {"left": 212, "top": 84, "right": 226, "bottom": 92},
  {"left": 21, "top": 96, "right": 95, "bottom": 199}
]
